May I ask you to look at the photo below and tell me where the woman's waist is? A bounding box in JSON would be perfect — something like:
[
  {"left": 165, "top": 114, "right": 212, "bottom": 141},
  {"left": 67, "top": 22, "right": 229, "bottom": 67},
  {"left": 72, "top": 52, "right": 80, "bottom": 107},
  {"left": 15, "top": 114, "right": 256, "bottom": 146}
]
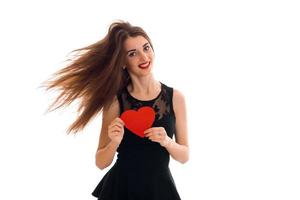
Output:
[
  {"left": 117, "top": 150, "right": 169, "bottom": 161},
  {"left": 115, "top": 157, "right": 170, "bottom": 171},
  {"left": 116, "top": 148, "right": 170, "bottom": 168}
]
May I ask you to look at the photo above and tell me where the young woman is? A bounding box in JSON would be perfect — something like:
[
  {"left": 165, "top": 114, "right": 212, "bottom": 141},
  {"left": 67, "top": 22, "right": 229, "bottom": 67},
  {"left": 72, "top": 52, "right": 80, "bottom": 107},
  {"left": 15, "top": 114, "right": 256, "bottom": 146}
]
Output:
[{"left": 42, "top": 20, "right": 189, "bottom": 200}]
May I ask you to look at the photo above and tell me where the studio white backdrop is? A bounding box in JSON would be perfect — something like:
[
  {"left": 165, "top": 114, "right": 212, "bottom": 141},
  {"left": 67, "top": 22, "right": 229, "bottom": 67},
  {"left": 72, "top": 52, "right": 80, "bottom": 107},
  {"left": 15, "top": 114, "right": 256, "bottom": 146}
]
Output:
[{"left": 0, "top": 0, "right": 299, "bottom": 199}]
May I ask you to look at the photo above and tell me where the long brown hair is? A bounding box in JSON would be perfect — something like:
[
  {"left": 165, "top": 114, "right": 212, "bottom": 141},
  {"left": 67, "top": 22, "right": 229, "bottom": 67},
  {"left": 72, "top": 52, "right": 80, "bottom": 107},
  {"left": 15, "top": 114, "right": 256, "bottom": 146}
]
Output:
[{"left": 40, "top": 20, "right": 154, "bottom": 135}]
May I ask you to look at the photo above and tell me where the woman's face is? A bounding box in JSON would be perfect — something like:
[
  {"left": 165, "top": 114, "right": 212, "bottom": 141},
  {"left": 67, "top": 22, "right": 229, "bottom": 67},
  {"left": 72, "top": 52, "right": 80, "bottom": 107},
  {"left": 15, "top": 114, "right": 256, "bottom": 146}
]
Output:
[{"left": 123, "top": 35, "right": 155, "bottom": 76}]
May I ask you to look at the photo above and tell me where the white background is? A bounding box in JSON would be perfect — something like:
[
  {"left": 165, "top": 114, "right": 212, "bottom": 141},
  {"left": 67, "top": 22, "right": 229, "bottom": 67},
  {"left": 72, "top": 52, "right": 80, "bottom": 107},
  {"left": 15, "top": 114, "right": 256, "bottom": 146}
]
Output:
[{"left": 0, "top": 0, "right": 299, "bottom": 199}]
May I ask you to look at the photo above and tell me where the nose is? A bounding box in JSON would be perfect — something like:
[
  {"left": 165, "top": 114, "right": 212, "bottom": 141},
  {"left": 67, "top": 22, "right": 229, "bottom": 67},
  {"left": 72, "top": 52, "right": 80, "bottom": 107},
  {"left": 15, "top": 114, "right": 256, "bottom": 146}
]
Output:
[{"left": 139, "top": 51, "right": 148, "bottom": 62}]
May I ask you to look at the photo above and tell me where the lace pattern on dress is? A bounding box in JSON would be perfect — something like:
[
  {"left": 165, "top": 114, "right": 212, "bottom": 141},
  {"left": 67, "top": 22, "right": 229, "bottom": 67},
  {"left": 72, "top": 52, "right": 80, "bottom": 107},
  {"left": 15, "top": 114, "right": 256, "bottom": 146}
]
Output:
[{"left": 119, "top": 83, "right": 172, "bottom": 121}]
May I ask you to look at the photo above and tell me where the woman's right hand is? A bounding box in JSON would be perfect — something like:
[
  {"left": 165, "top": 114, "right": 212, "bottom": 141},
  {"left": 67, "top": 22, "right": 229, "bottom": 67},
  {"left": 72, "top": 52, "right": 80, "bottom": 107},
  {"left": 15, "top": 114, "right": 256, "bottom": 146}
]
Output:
[{"left": 108, "top": 117, "right": 125, "bottom": 146}]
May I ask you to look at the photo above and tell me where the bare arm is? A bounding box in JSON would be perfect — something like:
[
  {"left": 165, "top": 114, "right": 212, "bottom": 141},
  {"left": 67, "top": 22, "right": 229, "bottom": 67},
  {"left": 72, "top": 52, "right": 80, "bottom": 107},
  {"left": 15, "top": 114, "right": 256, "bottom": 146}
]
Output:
[
  {"left": 95, "top": 96, "right": 120, "bottom": 170},
  {"left": 164, "top": 88, "right": 189, "bottom": 164}
]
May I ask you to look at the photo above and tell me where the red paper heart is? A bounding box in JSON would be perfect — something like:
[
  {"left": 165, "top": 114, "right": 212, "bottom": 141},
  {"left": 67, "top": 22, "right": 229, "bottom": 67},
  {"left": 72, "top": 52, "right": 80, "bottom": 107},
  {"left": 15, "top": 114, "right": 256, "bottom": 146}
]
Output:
[{"left": 120, "top": 106, "right": 155, "bottom": 138}]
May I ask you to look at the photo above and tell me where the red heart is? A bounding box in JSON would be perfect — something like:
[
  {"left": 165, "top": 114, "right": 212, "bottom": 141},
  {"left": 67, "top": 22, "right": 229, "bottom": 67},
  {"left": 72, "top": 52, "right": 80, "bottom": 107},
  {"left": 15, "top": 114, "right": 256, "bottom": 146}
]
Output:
[{"left": 120, "top": 106, "right": 155, "bottom": 138}]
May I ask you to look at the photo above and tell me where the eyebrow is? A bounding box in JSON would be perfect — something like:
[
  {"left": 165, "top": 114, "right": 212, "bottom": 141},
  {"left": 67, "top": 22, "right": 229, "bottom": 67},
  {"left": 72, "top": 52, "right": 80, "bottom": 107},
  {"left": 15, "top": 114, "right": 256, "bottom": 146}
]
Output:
[{"left": 126, "top": 42, "right": 149, "bottom": 54}]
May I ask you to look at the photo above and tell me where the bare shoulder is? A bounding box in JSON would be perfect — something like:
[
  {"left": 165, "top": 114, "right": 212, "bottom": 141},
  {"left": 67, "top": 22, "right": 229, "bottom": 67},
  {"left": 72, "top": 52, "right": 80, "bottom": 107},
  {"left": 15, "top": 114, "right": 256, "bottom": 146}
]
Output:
[
  {"left": 173, "top": 88, "right": 186, "bottom": 111},
  {"left": 103, "top": 95, "right": 119, "bottom": 115}
]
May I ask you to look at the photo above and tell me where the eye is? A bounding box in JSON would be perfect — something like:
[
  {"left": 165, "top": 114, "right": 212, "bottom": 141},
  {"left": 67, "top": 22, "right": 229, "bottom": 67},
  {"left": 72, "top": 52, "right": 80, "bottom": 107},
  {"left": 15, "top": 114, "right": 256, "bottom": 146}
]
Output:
[
  {"left": 144, "top": 45, "right": 150, "bottom": 51},
  {"left": 128, "top": 52, "right": 136, "bottom": 57}
]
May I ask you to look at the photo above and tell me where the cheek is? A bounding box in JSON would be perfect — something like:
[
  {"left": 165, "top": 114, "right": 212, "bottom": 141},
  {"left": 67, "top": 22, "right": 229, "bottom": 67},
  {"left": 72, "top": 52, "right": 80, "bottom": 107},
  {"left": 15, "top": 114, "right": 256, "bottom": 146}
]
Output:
[
  {"left": 127, "top": 58, "right": 140, "bottom": 67},
  {"left": 149, "top": 52, "right": 155, "bottom": 60},
  {"left": 125, "top": 58, "right": 134, "bottom": 66}
]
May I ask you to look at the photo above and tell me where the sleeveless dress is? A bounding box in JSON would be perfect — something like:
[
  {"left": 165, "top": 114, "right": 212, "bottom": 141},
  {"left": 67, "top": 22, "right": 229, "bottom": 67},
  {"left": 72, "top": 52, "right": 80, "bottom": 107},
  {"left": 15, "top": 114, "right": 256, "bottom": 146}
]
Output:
[{"left": 91, "top": 81, "right": 181, "bottom": 200}]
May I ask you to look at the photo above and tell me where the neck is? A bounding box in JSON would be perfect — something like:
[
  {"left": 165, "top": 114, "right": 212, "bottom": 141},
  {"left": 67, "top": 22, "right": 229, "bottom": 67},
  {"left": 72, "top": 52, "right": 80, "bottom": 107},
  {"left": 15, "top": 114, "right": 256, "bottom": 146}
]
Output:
[{"left": 128, "top": 77, "right": 161, "bottom": 95}]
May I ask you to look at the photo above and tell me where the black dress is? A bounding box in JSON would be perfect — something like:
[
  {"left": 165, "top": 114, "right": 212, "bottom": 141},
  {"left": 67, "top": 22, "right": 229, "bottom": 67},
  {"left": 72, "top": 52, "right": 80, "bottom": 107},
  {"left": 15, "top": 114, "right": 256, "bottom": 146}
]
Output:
[{"left": 91, "top": 81, "right": 181, "bottom": 200}]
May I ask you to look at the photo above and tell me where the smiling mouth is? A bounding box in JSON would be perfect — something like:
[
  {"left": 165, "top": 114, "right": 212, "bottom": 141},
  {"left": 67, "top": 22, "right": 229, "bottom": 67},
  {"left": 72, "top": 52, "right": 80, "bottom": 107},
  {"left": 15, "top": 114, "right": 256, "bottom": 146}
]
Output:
[{"left": 138, "top": 61, "right": 150, "bottom": 69}]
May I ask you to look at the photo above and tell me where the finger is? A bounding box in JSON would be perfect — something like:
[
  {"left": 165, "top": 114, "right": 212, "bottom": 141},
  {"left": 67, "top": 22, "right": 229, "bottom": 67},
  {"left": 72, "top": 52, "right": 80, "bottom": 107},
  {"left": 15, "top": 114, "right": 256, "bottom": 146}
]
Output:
[
  {"left": 156, "top": 131, "right": 164, "bottom": 136},
  {"left": 109, "top": 127, "right": 121, "bottom": 135},
  {"left": 144, "top": 132, "right": 151, "bottom": 137},
  {"left": 114, "top": 123, "right": 124, "bottom": 129},
  {"left": 112, "top": 130, "right": 121, "bottom": 136},
  {"left": 150, "top": 127, "right": 161, "bottom": 131},
  {"left": 109, "top": 128, "right": 118, "bottom": 134},
  {"left": 148, "top": 136, "right": 154, "bottom": 141},
  {"left": 110, "top": 122, "right": 123, "bottom": 130},
  {"left": 112, "top": 126, "right": 122, "bottom": 132},
  {"left": 149, "top": 134, "right": 160, "bottom": 140},
  {"left": 109, "top": 119, "right": 123, "bottom": 128},
  {"left": 144, "top": 132, "right": 153, "bottom": 137},
  {"left": 155, "top": 133, "right": 164, "bottom": 140},
  {"left": 149, "top": 131, "right": 159, "bottom": 138},
  {"left": 112, "top": 118, "right": 123, "bottom": 125},
  {"left": 149, "top": 137, "right": 160, "bottom": 143},
  {"left": 110, "top": 131, "right": 117, "bottom": 136},
  {"left": 116, "top": 117, "right": 125, "bottom": 126},
  {"left": 144, "top": 128, "right": 156, "bottom": 136},
  {"left": 144, "top": 128, "right": 153, "bottom": 133}
]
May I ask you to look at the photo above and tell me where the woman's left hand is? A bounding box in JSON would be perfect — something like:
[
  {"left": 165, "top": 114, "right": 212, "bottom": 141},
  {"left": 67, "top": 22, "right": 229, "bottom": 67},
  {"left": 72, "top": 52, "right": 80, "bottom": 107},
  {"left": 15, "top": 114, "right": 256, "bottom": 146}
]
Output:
[{"left": 144, "top": 127, "right": 171, "bottom": 147}]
